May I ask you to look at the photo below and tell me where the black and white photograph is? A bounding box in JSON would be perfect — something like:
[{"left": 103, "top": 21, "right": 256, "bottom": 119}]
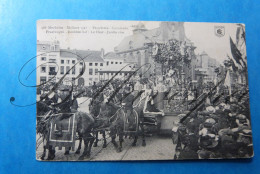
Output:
[{"left": 36, "top": 20, "right": 253, "bottom": 161}]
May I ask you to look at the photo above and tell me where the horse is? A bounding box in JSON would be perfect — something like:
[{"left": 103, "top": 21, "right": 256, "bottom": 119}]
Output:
[
  {"left": 76, "top": 111, "right": 96, "bottom": 160},
  {"left": 108, "top": 90, "right": 148, "bottom": 151},
  {"left": 93, "top": 101, "right": 120, "bottom": 148},
  {"left": 129, "top": 90, "right": 147, "bottom": 147},
  {"left": 77, "top": 106, "right": 125, "bottom": 159},
  {"left": 87, "top": 95, "right": 109, "bottom": 149},
  {"left": 130, "top": 89, "right": 164, "bottom": 147},
  {"left": 109, "top": 107, "right": 126, "bottom": 152}
]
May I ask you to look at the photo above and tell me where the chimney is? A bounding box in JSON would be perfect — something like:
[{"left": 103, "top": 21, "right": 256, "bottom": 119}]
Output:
[{"left": 101, "top": 48, "right": 105, "bottom": 58}]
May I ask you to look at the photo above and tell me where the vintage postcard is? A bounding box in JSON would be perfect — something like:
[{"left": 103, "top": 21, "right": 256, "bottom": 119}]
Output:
[{"left": 36, "top": 20, "right": 253, "bottom": 161}]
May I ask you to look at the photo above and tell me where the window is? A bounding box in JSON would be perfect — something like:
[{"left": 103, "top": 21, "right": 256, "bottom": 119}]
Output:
[
  {"left": 115, "top": 62, "right": 118, "bottom": 64},
  {"left": 100, "top": 63, "right": 103, "bottom": 66},
  {"left": 120, "top": 62, "right": 122, "bottom": 64},
  {"left": 72, "top": 66, "right": 76, "bottom": 75},
  {"left": 95, "top": 68, "right": 98, "bottom": 75},
  {"left": 49, "top": 67, "right": 56, "bottom": 75},
  {"left": 40, "top": 76, "right": 46, "bottom": 84},
  {"left": 111, "top": 61, "right": 114, "bottom": 64},
  {"left": 111, "top": 73, "right": 114, "bottom": 75},
  {"left": 89, "top": 78, "right": 92, "bottom": 81},
  {"left": 72, "top": 60, "right": 75, "bottom": 64},
  {"left": 89, "top": 63, "right": 93, "bottom": 66},
  {"left": 120, "top": 73, "right": 122, "bottom": 75},
  {"left": 61, "top": 60, "right": 64, "bottom": 64},
  {"left": 66, "top": 66, "right": 70, "bottom": 74},
  {"left": 67, "top": 60, "right": 70, "bottom": 64},
  {"left": 60, "top": 66, "right": 64, "bottom": 74},
  {"left": 95, "top": 63, "right": 98, "bottom": 66},
  {"left": 41, "top": 57, "right": 46, "bottom": 61},
  {"left": 100, "top": 72, "right": 103, "bottom": 75},
  {"left": 106, "top": 73, "right": 109, "bottom": 75},
  {"left": 89, "top": 68, "right": 93, "bottom": 75},
  {"left": 41, "top": 66, "right": 46, "bottom": 73},
  {"left": 107, "top": 62, "right": 109, "bottom": 66}
]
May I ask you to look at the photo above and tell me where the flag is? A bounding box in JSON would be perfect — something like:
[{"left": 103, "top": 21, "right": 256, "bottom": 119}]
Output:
[
  {"left": 230, "top": 37, "right": 246, "bottom": 68},
  {"left": 227, "top": 55, "right": 239, "bottom": 71},
  {"left": 224, "top": 70, "right": 232, "bottom": 101}
]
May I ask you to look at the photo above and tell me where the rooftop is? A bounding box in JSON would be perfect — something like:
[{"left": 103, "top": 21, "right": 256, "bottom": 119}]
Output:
[
  {"left": 60, "top": 49, "right": 104, "bottom": 62},
  {"left": 104, "top": 52, "right": 123, "bottom": 60},
  {"left": 99, "top": 63, "right": 134, "bottom": 72}
]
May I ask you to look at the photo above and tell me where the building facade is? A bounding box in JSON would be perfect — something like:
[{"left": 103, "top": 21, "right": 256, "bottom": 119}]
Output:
[
  {"left": 195, "top": 51, "right": 220, "bottom": 83},
  {"left": 98, "top": 52, "right": 134, "bottom": 81},
  {"left": 37, "top": 41, "right": 105, "bottom": 86}
]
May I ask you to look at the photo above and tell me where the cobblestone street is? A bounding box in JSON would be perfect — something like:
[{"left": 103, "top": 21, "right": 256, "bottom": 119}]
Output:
[{"left": 36, "top": 134, "right": 176, "bottom": 161}]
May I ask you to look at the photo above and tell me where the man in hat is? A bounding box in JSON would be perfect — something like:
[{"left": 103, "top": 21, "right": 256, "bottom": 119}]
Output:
[
  {"left": 174, "top": 123, "right": 199, "bottom": 159},
  {"left": 198, "top": 118, "right": 220, "bottom": 158},
  {"left": 122, "top": 86, "right": 135, "bottom": 130}
]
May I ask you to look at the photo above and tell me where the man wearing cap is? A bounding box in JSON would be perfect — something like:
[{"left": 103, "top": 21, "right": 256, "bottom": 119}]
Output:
[{"left": 122, "top": 86, "right": 136, "bottom": 130}]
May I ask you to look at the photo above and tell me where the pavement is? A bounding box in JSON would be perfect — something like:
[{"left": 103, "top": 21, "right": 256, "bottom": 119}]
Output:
[{"left": 36, "top": 134, "right": 176, "bottom": 161}]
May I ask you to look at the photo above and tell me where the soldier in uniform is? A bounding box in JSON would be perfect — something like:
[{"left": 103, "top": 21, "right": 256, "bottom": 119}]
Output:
[
  {"left": 122, "top": 87, "right": 136, "bottom": 131},
  {"left": 89, "top": 92, "right": 104, "bottom": 118}
]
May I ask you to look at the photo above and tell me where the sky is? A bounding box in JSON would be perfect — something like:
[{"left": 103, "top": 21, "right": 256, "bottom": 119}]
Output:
[
  {"left": 185, "top": 22, "right": 239, "bottom": 63},
  {"left": 37, "top": 20, "right": 241, "bottom": 63}
]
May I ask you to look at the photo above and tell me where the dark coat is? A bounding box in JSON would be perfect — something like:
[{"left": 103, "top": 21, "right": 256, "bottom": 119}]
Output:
[{"left": 122, "top": 93, "right": 135, "bottom": 110}]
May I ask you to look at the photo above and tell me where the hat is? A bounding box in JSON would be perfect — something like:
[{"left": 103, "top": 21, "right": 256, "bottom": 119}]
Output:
[
  {"left": 205, "top": 118, "right": 216, "bottom": 124},
  {"left": 60, "top": 86, "right": 70, "bottom": 91},
  {"left": 206, "top": 106, "right": 216, "bottom": 113},
  {"left": 125, "top": 86, "right": 131, "bottom": 92},
  {"left": 237, "top": 114, "right": 247, "bottom": 120}
]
